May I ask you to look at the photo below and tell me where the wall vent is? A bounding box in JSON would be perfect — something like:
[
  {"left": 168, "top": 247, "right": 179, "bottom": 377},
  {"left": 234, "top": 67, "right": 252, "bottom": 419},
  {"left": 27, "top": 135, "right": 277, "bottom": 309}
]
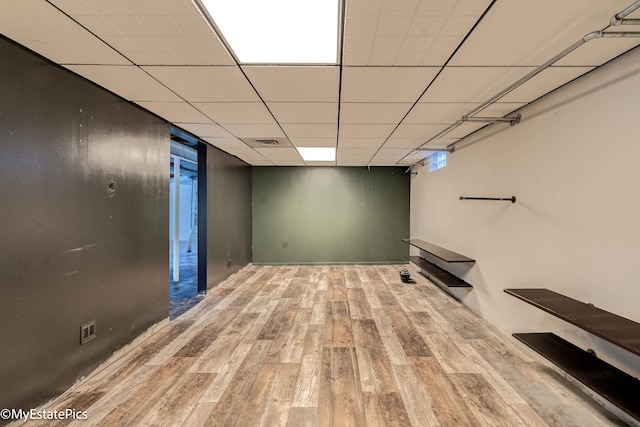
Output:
[
  {"left": 80, "top": 319, "right": 97, "bottom": 345},
  {"left": 242, "top": 138, "right": 292, "bottom": 147},
  {"left": 257, "top": 139, "right": 279, "bottom": 145}
]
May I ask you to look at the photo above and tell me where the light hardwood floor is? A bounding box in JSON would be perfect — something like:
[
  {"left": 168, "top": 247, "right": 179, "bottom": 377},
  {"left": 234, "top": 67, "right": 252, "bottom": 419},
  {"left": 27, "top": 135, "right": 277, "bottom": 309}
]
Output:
[{"left": 26, "top": 265, "right": 626, "bottom": 426}]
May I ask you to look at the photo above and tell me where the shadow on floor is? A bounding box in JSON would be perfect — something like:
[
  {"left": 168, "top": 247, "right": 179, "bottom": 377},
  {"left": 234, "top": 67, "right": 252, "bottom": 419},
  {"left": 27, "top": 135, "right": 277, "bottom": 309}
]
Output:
[{"left": 169, "top": 241, "right": 200, "bottom": 319}]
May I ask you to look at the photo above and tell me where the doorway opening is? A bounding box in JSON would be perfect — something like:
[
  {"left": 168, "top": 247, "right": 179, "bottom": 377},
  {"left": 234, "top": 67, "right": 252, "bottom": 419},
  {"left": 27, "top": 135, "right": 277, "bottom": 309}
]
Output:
[{"left": 169, "top": 129, "right": 201, "bottom": 319}]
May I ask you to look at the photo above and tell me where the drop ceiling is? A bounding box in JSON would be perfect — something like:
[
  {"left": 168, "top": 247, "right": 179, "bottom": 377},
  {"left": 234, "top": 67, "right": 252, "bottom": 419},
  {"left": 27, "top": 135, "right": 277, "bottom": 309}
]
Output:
[{"left": 1, "top": 0, "right": 639, "bottom": 166}]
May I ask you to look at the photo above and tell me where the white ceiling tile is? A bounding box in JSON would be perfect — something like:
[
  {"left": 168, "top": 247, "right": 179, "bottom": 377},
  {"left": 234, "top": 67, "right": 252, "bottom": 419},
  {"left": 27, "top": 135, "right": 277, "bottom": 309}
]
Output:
[
  {"left": 243, "top": 66, "right": 340, "bottom": 102},
  {"left": 289, "top": 138, "right": 337, "bottom": 147},
  {"left": 72, "top": 15, "right": 122, "bottom": 36},
  {"left": 255, "top": 147, "right": 304, "bottom": 163},
  {"left": 219, "top": 146, "right": 266, "bottom": 162},
  {"left": 450, "top": 0, "right": 634, "bottom": 66},
  {"left": 347, "top": 0, "right": 383, "bottom": 16},
  {"left": 337, "top": 147, "right": 378, "bottom": 161},
  {"left": 121, "top": 51, "right": 157, "bottom": 64},
  {"left": 76, "top": 0, "right": 131, "bottom": 15},
  {"left": 340, "top": 124, "right": 396, "bottom": 138},
  {"left": 268, "top": 103, "right": 338, "bottom": 124},
  {"left": 281, "top": 124, "right": 337, "bottom": 138},
  {"left": 338, "top": 138, "right": 385, "bottom": 148},
  {"left": 136, "top": 101, "right": 210, "bottom": 122},
  {"left": 104, "top": 15, "right": 153, "bottom": 36},
  {"left": 147, "top": 52, "right": 183, "bottom": 64},
  {"left": 172, "top": 122, "right": 234, "bottom": 137},
  {"left": 341, "top": 67, "right": 440, "bottom": 102},
  {"left": 451, "top": 0, "right": 493, "bottom": 15},
  {"left": 343, "top": 53, "right": 371, "bottom": 65},
  {"left": 408, "top": 16, "right": 446, "bottom": 37},
  {"left": 391, "top": 124, "right": 446, "bottom": 139},
  {"left": 100, "top": 35, "right": 142, "bottom": 53},
  {"left": 123, "top": 0, "right": 170, "bottom": 16},
  {"left": 383, "top": 138, "right": 425, "bottom": 148},
  {"left": 159, "top": 37, "right": 199, "bottom": 53},
  {"left": 64, "top": 65, "right": 181, "bottom": 102},
  {"left": 171, "top": 51, "right": 207, "bottom": 65},
  {"left": 224, "top": 124, "right": 286, "bottom": 138},
  {"left": 129, "top": 36, "right": 170, "bottom": 52},
  {"left": 201, "top": 137, "right": 247, "bottom": 148},
  {"left": 0, "top": 0, "right": 130, "bottom": 65},
  {"left": 131, "top": 32, "right": 233, "bottom": 65},
  {"left": 155, "top": 0, "right": 202, "bottom": 16},
  {"left": 420, "top": 52, "right": 451, "bottom": 66},
  {"left": 142, "top": 66, "right": 259, "bottom": 102},
  {"left": 197, "top": 51, "right": 235, "bottom": 66},
  {"left": 193, "top": 103, "right": 275, "bottom": 124},
  {"left": 191, "top": 36, "right": 230, "bottom": 54},
  {"left": 440, "top": 16, "right": 477, "bottom": 36},
  {"left": 340, "top": 103, "right": 412, "bottom": 124},
  {"left": 368, "top": 53, "right": 401, "bottom": 65},
  {"left": 345, "top": 16, "right": 378, "bottom": 37},
  {"left": 396, "top": 53, "right": 428, "bottom": 66},
  {"left": 381, "top": 0, "right": 419, "bottom": 15},
  {"left": 401, "top": 37, "right": 435, "bottom": 53},
  {"left": 344, "top": 37, "right": 375, "bottom": 54},
  {"left": 138, "top": 15, "right": 184, "bottom": 37},
  {"left": 48, "top": 0, "right": 100, "bottom": 15},
  {"left": 376, "top": 17, "right": 412, "bottom": 37},
  {"left": 419, "top": 67, "right": 534, "bottom": 102},
  {"left": 430, "top": 36, "right": 462, "bottom": 53},
  {"left": 371, "top": 148, "right": 413, "bottom": 162},
  {"left": 371, "top": 37, "right": 404, "bottom": 53},
  {"left": 500, "top": 66, "right": 594, "bottom": 103},
  {"left": 405, "top": 102, "right": 478, "bottom": 124},
  {"left": 174, "top": 16, "right": 215, "bottom": 37},
  {"left": 415, "top": 0, "right": 455, "bottom": 16}
]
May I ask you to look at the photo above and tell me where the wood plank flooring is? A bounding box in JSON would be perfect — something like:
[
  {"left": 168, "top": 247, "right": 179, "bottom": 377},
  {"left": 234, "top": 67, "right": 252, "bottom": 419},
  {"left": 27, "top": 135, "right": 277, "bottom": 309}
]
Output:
[{"left": 25, "top": 265, "right": 627, "bottom": 426}]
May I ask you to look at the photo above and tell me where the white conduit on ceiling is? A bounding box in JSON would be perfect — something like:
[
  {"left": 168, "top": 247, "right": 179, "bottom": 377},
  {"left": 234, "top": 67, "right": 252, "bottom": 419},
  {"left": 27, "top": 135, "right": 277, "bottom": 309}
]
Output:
[{"left": 400, "top": 0, "right": 640, "bottom": 168}]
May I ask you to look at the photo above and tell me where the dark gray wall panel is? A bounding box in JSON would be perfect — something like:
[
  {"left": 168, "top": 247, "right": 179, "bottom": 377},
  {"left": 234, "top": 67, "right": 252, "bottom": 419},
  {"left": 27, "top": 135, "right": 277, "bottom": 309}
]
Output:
[
  {"left": 205, "top": 146, "right": 252, "bottom": 289},
  {"left": 0, "top": 38, "right": 169, "bottom": 411},
  {"left": 252, "top": 167, "right": 410, "bottom": 264}
]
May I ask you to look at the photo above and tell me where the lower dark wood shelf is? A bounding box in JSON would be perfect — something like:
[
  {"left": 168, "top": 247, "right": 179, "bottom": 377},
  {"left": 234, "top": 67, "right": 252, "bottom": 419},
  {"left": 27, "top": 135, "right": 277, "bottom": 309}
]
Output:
[
  {"left": 504, "top": 288, "right": 640, "bottom": 357},
  {"left": 406, "top": 256, "right": 472, "bottom": 288},
  {"left": 513, "top": 332, "right": 640, "bottom": 423}
]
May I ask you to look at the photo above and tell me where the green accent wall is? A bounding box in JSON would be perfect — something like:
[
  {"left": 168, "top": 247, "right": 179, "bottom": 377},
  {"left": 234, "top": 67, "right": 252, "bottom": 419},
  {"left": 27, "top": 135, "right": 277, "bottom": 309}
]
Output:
[{"left": 252, "top": 167, "right": 409, "bottom": 264}]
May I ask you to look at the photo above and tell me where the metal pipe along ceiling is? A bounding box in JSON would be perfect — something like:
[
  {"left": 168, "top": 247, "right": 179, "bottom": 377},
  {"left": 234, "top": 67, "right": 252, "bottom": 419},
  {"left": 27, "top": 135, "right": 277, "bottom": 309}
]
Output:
[
  {"left": 170, "top": 140, "right": 198, "bottom": 164},
  {"left": 400, "top": 1, "right": 640, "bottom": 167}
]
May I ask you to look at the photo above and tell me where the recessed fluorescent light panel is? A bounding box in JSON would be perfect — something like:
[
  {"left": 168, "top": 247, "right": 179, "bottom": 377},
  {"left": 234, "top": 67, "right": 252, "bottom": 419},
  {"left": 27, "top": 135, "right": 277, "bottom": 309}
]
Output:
[
  {"left": 297, "top": 147, "right": 336, "bottom": 161},
  {"left": 201, "top": 0, "right": 339, "bottom": 64}
]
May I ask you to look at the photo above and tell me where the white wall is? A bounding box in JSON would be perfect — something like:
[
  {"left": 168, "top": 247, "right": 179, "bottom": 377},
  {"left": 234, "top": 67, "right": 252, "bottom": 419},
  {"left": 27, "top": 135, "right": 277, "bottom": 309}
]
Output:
[
  {"left": 410, "top": 46, "right": 640, "bottom": 377},
  {"left": 169, "top": 179, "right": 196, "bottom": 242}
]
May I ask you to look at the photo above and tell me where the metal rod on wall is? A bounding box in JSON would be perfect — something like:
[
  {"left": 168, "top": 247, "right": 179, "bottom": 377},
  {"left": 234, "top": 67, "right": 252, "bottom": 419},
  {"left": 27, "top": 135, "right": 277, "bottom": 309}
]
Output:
[{"left": 460, "top": 196, "right": 516, "bottom": 203}]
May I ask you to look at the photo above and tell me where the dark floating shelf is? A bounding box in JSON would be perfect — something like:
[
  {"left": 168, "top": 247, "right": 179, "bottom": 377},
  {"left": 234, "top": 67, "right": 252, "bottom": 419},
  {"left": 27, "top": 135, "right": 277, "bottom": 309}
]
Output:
[
  {"left": 504, "top": 288, "right": 640, "bottom": 357},
  {"left": 405, "top": 256, "right": 472, "bottom": 288},
  {"left": 402, "top": 239, "right": 475, "bottom": 263},
  {"left": 513, "top": 332, "right": 640, "bottom": 423}
]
